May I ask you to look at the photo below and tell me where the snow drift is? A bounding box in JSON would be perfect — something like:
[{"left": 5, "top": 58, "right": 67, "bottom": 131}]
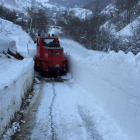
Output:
[{"left": 61, "top": 38, "right": 140, "bottom": 140}]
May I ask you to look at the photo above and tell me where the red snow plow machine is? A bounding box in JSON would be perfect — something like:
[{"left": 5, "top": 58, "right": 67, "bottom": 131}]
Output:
[{"left": 34, "top": 34, "right": 68, "bottom": 76}]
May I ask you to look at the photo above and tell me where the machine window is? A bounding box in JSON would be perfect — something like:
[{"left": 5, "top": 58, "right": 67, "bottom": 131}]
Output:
[
  {"left": 42, "top": 39, "right": 55, "bottom": 44},
  {"left": 55, "top": 52, "right": 60, "bottom": 56}
]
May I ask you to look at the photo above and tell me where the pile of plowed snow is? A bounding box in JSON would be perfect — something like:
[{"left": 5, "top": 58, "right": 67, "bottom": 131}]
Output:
[
  {"left": 0, "top": 53, "right": 34, "bottom": 138},
  {"left": 61, "top": 38, "right": 140, "bottom": 140},
  {"left": 0, "top": 18, "right": 35, "bottom": 138},
  {"left": 0, "top": 18, "right": 35, "bottom": 57}
]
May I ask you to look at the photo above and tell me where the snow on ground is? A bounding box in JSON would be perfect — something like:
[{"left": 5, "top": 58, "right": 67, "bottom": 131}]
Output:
[
  {"left": 0, "top": 18, "right": 36, "bottom": 57},
  {"left": 0, "top": 53, "right": 34, "bottom": 137},
  {"left": 49, "top": 27, "right": 62, "bottom": 36},
  {"left": 0, "top": 0, "right": 32, "bottom": 12},
  {"left": 117, "top": 16, "right": 140, "bottom": 36},
  {"left": 37, "top": 0, "right": 49, "bottom": 3},
  {"left": 0, "top": 54, "right": 33, "bottom": 91},
  {"left": 59, "top": 38, "right": 140, "bottom": 140},
  {"left": 68, "top": 8, "right": 93, "bottom": 20},
  {"left": 0, "top": 17, "right": 35, "bottom": 137},
  {"left": 100, "top": 21, "right": 116, "bottom": 33},
  {"left": 30, "top": 28, "right": 140, "bottom": 140},
  {"left": 0, "top": 32, "right": 16, "bottom": 53},
  {"left": 101, "top": 4, "right": 140, "bottom": 37},
  {"left": 30, "top": 79, "right": 128, "bottom": 140},
  {"left": 37, "top": 0, "right": 66, "bottom": 11},
  {"left": 101, "top": 4, "right": 117, "bottom": 16},
  {"left": 0, "top": 0, "right": 66, "bottom": 12}
]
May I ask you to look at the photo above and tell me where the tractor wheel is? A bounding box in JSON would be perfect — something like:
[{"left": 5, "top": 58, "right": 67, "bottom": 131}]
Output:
[
  {"left": 34, "top": 59, "right": 39, "bottom": 72},
  {"left": 60, "top": 70, "right": 66, "bottom": 75},
  {"left": 39, "top": 61, "right": 44, "bottom": 76}
]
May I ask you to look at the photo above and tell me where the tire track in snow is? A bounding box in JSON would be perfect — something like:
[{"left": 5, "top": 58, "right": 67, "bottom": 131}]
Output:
[
  {"left": 78, "top": 106, "right": 102, "bottom": 140},
  {"left": 49, "top": 81, "right": 58, "bottom": 140}
]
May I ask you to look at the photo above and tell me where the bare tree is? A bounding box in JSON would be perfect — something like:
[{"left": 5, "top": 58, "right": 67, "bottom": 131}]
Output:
[{"left": 27, "top": 1, "right": 48, "bottom": 39}]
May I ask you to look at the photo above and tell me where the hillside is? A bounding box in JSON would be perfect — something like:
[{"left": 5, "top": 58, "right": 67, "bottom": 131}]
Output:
[
  {"left": 49, "top": 0, "right": 92, "bottom": 8},
  {"left": 84, "top": 0, "right": 113, "bottom": 11},
  {"left": 58, "top": 0, "right": 140, "bottom": 55},
  {"left": 68, "top": 8, "right": 93, "bottom": 20}
]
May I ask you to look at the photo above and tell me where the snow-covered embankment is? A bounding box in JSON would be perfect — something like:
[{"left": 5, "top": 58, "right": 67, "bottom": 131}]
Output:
[
  {"left": 0, "top": 60, "right": 34, "bottom": 137},
  {"left": 61, "top": 39, "right": 140, "bottom": 140},
  {"left": 0, "top": 19, "right": 35, "bottom": 137},
  {"left": 0, "top": 55, "right": 34, "bottom": 137}
]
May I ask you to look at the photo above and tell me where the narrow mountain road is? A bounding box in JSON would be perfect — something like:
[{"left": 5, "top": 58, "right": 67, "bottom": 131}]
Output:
[
  {"left": 14, "top": 77, "right": 102, "bottom": 140},
  {"left": 30, "top": 78, "right": 102, "bottom": 140}
]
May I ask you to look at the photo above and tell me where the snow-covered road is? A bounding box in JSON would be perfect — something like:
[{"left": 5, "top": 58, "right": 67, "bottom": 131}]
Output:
[
  {"left": 10, "top": 32, "right": 139, "bottom": 140},
  {"left": 30, "top": 77, "right": 102, "bottom": 140},
  {"left": 13, "top": 74, "right": 128, "bottom": 140}
]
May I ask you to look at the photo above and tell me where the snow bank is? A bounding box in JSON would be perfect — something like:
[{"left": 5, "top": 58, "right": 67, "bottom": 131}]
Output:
[
  {"left": 0, "top": 33, "right": 16, "bottom": 53},
  {"left": 0, "top": 55, "right": 34, "bottom": 137},
  {"left": 0, "top": 17, "right": 35, "bottom": 137},
  {"left": 0, "top": 18, "right": 35, "bottom": 57},
  {"left": 61, "top": 39, "right": 140, "bottom": 140}
]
